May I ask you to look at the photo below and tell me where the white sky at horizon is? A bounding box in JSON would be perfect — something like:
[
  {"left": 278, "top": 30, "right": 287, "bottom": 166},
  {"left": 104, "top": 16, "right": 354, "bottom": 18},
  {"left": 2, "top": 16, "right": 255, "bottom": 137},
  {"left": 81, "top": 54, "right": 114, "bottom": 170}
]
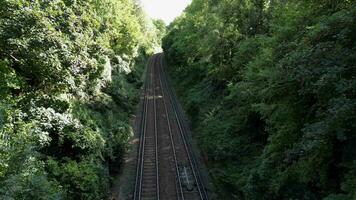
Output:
[{"left": 140, "top": 0, "right": 192, "bottom": 24}]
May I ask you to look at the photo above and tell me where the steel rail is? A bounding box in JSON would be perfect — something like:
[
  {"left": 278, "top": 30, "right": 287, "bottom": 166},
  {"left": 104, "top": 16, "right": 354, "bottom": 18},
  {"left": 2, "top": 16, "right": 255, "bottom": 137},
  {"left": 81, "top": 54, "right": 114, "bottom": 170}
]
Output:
[
  {"left": 158, "top": 54, "right": 209, "bottom": 200},
  {"left": 134, "top": 56, "right": 151, "bottom": 200},
  {"left": 157, "top": 55, "right": 185, "bottom": 200},
  {"left": 134, "top": 55, "right": 160, "bottom": 200},
  {"left": 153, "top": 55, "right": 160, "bottom": 200}
]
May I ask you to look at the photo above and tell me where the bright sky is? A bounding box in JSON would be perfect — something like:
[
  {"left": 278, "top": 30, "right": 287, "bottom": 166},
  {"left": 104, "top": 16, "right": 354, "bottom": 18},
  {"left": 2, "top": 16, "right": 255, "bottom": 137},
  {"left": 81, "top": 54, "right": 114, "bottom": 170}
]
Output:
[{"left": 140, "top": 0, "right": 192, "bottom": 24}]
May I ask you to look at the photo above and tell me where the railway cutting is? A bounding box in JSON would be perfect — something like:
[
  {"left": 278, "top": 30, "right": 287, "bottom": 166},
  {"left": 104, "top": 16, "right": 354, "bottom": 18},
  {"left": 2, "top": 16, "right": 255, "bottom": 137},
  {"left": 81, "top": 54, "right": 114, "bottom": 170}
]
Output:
[{"left": 133, "top": 54, "right": 209, "bottom": 200}]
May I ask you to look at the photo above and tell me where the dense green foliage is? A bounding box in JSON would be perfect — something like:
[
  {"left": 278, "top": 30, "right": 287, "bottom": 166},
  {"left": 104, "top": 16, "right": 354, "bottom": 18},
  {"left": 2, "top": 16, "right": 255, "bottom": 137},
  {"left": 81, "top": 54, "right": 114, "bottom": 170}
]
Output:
[
  {"left": 0, "top": 0, "right": 161, "bottom": 199},
  {"left": 163, "top": 0, "right": 356, "bottom": 199}
]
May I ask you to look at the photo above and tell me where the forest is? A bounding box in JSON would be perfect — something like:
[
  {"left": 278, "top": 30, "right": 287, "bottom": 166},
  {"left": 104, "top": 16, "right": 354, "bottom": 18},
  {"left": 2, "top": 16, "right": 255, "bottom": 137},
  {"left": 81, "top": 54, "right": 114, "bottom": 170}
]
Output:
[
  {"left": 1, "top": 0, "right": 355, "bottom": 200},
  {"left": 163, "top": 0, "right": 356, "bottom": 199},
  {"left": 0, "top": 0, "right": 162, "bottom": 199}
]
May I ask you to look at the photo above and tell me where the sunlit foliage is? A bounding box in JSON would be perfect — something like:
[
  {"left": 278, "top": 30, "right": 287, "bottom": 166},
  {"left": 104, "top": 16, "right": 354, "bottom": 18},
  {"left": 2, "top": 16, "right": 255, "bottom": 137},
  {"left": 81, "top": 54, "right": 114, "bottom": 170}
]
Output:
[{"left": 0, "top": 0, "right": 161, "bottom": 199}]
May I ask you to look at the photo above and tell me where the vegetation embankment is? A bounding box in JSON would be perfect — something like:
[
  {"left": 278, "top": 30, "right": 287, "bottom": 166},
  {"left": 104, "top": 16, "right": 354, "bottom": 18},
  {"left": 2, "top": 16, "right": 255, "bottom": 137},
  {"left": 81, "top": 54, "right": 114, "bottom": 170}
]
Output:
[
  {"left": 0, "top": 0, "right": 164, "bottom": 199},
  {"left": 163, "top": 1, "right": 356, "bottom": 199}
]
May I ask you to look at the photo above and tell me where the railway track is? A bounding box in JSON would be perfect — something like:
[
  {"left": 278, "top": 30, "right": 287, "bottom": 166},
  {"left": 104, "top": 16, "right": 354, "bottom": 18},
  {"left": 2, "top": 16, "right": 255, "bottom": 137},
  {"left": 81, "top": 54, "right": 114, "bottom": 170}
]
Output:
[
  {"left": 134, "top": 56, "right": 159, "bottom": 200},
  {"left": 134, "top": 54, "right": 208, "bottom": 200}
]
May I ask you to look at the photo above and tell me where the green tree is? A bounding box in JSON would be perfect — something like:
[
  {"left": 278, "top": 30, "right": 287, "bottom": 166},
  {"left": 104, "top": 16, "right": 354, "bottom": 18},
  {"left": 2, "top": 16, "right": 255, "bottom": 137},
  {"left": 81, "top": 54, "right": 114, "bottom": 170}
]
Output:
[
  {"left": 0, "top": 0, "right": 160, "bottom": 199},
  {"left": 163, "top": 0, "right": 356, "bottom": 199}
]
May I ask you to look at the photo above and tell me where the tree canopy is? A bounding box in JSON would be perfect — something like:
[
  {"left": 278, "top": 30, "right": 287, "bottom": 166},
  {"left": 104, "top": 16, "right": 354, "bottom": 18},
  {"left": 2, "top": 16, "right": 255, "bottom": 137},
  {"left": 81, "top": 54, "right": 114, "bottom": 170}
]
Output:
[
  {"left": 0, "top": 0, "right": 161, "bottom": 199},
  {"left": 163, "top": 0, "right": 356, "bottom": 199}
]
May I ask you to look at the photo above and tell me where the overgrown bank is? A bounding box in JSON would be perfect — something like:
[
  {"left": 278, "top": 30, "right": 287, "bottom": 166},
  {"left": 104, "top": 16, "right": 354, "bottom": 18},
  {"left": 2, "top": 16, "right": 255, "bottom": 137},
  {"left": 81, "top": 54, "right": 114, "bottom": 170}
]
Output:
[
  {"left": 163, "top": 1, "right": 356, "bottom": 199},
  {"left": 0, "top": 0, "right": 162, "bottom": 199}
]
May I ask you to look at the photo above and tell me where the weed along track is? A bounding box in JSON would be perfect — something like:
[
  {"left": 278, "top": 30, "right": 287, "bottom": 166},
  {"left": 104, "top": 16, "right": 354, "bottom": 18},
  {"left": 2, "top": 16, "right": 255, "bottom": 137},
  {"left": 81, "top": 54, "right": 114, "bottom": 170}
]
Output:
[{"left": 134, "top": 54, "right": 208, "bottom": 200}]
